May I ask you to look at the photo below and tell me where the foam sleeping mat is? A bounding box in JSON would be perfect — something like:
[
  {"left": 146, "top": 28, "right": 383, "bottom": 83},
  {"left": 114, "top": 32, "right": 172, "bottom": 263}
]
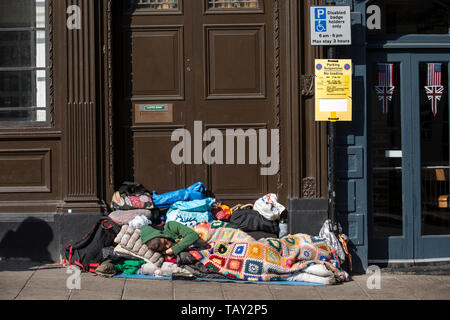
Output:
[{"left": 114, "top": 273, "right": 326, "bottom": 286}]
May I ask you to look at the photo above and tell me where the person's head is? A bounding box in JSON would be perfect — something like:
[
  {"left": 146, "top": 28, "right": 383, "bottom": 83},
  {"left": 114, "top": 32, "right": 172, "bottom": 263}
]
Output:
[{"left": 147, "top": 237, "right": 173, "bottom": 252}]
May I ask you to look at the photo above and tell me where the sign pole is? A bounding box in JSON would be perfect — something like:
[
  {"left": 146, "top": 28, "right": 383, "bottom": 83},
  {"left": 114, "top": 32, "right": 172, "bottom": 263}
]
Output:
[
  {"left": 327, "top": 46, "right": 338, "bottom": 235},
  {"left": 310, "top": 4, "right": 352, "bottom": 235}
]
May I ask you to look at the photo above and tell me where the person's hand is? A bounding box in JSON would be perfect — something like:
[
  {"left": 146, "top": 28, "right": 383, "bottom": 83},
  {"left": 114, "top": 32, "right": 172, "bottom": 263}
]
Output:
[{"left": 164, "top": 248, "right": 175, "bottom": 259}]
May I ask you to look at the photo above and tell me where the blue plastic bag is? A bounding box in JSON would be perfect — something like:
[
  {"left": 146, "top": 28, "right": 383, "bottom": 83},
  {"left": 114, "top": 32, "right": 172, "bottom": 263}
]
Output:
[
  {"left": 166, "top": 198, "right": 215, "bottom": 227},
  {"left": 168, "top": 197, "right": 215, "bottom": 213},
  {"left": 151, "top": 182, "right": 207, "bottom": 208}
]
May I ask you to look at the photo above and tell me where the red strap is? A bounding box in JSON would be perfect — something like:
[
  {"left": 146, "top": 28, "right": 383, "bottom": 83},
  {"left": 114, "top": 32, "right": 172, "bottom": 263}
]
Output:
[
  {"left": 89, "top": 263, "right": 100, "bottom": 273},
  {"left": 63, "top": 245, "right": 68, "bottom": 266},
  {"left": 101, "top": 220, "right": 113, "bottom": 230},
  {"left": 68, "top": 246, "right": 73, "bottom": 267},
  {"left": 74, "top": 260, "right": 85, "bottom": 271}
]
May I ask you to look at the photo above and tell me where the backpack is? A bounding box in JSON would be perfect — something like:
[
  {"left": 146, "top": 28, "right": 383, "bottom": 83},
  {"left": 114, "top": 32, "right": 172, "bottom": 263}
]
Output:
[
  {"left": 110, "top": 181, "right": 154, "bottom": 210},
  {"left": 64, "top": 217, "right": 121, "bottom": 273}
]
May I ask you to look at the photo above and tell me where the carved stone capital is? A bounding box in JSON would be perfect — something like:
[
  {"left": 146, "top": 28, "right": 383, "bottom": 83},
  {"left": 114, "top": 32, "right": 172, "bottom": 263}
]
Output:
[
  {"left": 300, "top": 74, "right": 315, "bottom": 97},
  {"left": 302, "top": 177, "right": 317, "bottom": 198}
]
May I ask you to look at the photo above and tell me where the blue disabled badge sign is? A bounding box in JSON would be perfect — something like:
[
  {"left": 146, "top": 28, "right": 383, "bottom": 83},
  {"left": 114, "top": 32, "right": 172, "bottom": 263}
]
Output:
[{"left": 310, "top": 6, "right": 352, "bottom": 46}]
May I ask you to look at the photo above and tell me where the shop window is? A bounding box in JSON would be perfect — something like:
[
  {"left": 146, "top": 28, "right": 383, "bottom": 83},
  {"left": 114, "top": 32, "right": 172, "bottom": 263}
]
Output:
[
  {"left": 367, "top": 0, "right": 449, "bottom": 35},
  {"left": 370, "top": 62, "right": 403, "bottom": 237},
  {"left": 208, "top": 0, "right": 259, "bottom": 9},
  {"left": 134, "top": 0, "right": 179, "bottom": 10},
  {"left": 419, "top": 62, "right": 449, "bottom": 235},
  {"left": 0, "top": 0, "right": 48, "bottom": 124}
]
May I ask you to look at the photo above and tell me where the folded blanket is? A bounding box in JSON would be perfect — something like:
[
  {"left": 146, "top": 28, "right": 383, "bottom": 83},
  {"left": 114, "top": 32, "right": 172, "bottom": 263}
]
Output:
[
  {"left": 189, "top": 221, "right": 349, "bottom": 283},
  {"left": 109, "top": 209, "right": 151, "bottom": 226},
  {"left": 113, "top": 225, "right": 164, "bottom": 267},
  {"left": 166, "top": 198, "right": 215, "bottom": 227}
]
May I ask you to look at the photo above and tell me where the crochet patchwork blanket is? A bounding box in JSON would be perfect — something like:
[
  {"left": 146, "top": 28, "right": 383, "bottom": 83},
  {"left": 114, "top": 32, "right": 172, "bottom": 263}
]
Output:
[
  {"left": 190, "top": 221, "right": 349, "bottom": 282},
  {"left": 194, "top": 220, "right": 256, "bottom": 243}
]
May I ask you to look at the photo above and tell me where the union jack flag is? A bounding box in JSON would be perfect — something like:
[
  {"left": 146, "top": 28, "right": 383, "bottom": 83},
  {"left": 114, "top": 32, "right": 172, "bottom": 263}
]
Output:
[
  {"left": 375, "top": 63, "right": 395, "bottom": 115},
  {"left": 425, "top": 63, "right": 444, "bottom": 117}
]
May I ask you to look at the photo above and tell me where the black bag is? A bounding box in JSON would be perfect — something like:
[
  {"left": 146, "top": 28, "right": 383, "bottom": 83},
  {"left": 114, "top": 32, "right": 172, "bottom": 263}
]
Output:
[
  {"left": 110, "top": 181, "right": 154, "bottom": 210},
  {"left": 64, "top": 217, "right": 121, "bottom": 273},
  {"left": 229, "top": 209, "right": 280, "bottom": 236},
  {"left": 118, "top": 181, "right": 150, "bottom": 196}
]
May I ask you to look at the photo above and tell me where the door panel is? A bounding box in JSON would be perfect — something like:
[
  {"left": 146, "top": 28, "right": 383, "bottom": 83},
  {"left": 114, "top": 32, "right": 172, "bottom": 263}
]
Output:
[
  {"left": 134, "top": 129, "right": 186, "bottom": 194},
  {"left": 117, "top": 0, "right": 280, "bottom": 203},
  {"left": 368, "top": 52, "right": 414, "bottom": 261},
  {"left": 117, "top": 0, "right": 193, "bottom": 193},
  {"left": 192, "top": 0, "right": 277, "bottom": 204},
  {"left": 208, "top": 164, "right": 267, "bottom": 197},
  {"left": 205, "top": 25, "right": 266, "bottom": 98},
  {"left": 131, "top": 28, "right": 185, "bottom": 99},
  {"left": 370, "top": 61, "right": 403, "bottom": 238},
  {"left": 411, "top": 54, "right": 450, "bottom": 259}
]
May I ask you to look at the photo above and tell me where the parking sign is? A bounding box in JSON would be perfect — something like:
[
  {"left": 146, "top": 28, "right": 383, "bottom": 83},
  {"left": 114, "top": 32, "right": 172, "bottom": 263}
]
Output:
[
  {"left": 315, "top": 59, "right": 353, "bottom": 122},
  {"left": 315, "top": 7, "right": 326, "bottom": 19},
  {"left": 310, "top": 6, "right": 352, "bottom": 46},
  {"left": 315, "top": 20, "right": 327, "bottom": 32}
]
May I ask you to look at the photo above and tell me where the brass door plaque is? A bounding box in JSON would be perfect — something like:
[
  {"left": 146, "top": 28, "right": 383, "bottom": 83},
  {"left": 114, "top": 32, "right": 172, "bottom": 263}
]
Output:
[{"left": 135, "top": 103, "right": 173, "bottom": 123}]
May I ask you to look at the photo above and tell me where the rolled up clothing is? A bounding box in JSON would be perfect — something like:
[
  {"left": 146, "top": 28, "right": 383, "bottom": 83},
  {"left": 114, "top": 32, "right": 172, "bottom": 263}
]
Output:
[
  {"left": 229, "top": 209, "right": 280, "bottom": 235},
  {"left": 108, "top": 209, "right": 151, "bottom": 226}
]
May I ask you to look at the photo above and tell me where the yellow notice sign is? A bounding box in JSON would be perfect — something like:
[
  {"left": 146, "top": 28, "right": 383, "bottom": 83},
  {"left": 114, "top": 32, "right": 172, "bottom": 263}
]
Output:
[{"left": 315, "top": 59, "right": 352, "bottom": 121}]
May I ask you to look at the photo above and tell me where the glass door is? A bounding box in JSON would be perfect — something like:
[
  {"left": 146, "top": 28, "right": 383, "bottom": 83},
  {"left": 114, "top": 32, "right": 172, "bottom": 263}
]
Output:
[
  {"left": 368, "top": 52, "right": 414, "bottom": 262},
  {"left": 411, "top": 53, "right": 450, "bottom": 260},
  {"left": 368, "top": 52, "right": 450, "bottom": 262}
]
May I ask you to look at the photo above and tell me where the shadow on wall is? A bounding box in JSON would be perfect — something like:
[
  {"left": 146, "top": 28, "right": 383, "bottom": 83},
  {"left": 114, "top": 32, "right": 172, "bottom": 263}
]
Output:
[{"left": 0, "top": 217, "right": 54, "bottom": 263}]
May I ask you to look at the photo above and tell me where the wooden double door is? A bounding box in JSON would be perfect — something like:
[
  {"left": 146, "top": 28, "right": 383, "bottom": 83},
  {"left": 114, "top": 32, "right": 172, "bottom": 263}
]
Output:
[{"left": 115, "top": 0, "right": 283, "bottom": 204}]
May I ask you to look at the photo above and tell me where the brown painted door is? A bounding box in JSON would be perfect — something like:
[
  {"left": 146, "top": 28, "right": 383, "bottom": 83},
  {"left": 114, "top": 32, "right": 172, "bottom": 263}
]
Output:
[{"left": 117, "top": 0, "right": 280, "bottom": 204}]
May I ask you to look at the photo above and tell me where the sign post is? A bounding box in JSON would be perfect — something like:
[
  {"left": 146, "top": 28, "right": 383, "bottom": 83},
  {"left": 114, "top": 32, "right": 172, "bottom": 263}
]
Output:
[{"left": 310, "top": 5, "right": 352, "bottom": 234}]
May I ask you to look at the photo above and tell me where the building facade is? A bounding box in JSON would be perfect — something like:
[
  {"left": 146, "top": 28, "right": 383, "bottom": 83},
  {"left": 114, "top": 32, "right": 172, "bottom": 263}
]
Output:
[{"left": 0, "top": 0, "right": 448, "bottom": 273}]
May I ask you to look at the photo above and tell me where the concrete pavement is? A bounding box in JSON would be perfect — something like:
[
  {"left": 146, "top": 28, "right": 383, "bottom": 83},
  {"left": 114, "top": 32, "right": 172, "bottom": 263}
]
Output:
[{"left": 1, "top": 260, "right": 450, "bottom": 300}]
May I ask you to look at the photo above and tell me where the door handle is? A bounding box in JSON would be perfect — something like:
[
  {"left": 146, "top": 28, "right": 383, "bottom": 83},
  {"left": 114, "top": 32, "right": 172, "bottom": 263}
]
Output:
[
  {"left": 385, "top": 150, "right": 402, "bottom": 158},
  {"left": 186, "top": 58, "right": 192, "bottom": 72}
]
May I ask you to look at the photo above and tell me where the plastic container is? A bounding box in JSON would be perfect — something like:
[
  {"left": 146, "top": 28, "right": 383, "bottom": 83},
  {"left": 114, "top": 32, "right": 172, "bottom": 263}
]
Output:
[{"left": 279, "top": 220, "right": 288, "bottom": 238}]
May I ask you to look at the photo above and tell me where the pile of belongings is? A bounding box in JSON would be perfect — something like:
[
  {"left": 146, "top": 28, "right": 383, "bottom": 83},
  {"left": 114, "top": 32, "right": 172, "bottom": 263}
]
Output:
[{"left": 65, "top": 181, "right": 351, "bottom": 285}]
